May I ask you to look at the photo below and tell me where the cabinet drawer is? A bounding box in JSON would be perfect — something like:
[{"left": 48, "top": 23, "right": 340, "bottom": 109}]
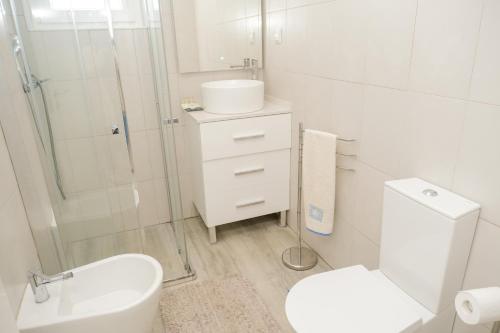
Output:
[
  {"left": 199, "top": 113, "right": 291, "bottom": 161},
  {"left": 203, "top": 150, "right": 290, "bottom": 191},
  {"left": 204, "top": 181, "right": 290, "bottom": 227}
]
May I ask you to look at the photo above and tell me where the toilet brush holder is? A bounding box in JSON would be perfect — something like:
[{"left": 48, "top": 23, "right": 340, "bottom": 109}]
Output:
[{"left": 282, "top": 123, "right": 318, "bottom": 271}]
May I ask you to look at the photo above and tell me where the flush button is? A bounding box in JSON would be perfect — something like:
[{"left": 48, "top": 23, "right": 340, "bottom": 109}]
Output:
[{"left": 422, "top": 189, "right": 438, "bottom": 197}]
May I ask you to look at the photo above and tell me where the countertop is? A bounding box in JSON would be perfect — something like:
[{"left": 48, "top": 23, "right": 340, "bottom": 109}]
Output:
[{"left": 185, "top": 97, "right": 291, "bottom": 124}]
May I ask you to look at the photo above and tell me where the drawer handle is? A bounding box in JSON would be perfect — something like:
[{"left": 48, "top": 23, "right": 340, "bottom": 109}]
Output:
[
  {"left": 232, "top": 132, "right": 265, "bottom": 141},
  {"left": 235, "top": 198, "right": 265, "bottom": 208},
  {"left": 234, "top": 166, "right": 265, "bottom": 176}
]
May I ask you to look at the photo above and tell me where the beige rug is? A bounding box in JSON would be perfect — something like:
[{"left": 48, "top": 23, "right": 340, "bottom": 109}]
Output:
[{"left": 160, "top": 275, "right": 283, "bottom": 333}]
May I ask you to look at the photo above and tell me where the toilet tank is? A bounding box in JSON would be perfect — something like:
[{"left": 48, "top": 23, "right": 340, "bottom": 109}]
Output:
[{"left": 379, "top": 178, "right": 480, "bottom": 314}]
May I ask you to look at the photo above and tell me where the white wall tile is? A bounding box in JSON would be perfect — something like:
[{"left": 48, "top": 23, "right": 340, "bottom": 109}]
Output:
[
  {"left": 263, "top": 69, "right": 291, "bottom": 101},
  {"left": 304, "top": 216, "right": 354, "bottom": 269},
  {"left": 140, "top": 75, "right": 160, "bottom": 130},
  {"left": 154, "top": 178, "right": 171, "bottom": 222},
  {"left": 266, "top": 0, "right": 285, "bottom": 12},
  {"left": 359, "top": 86, "right": 411, "bottom": 177},
  {"left": 287, "top": 0, "right": 326, "bottom": 10},
  {"left": 453, "top": 102, "right": 500, "bottom": 226},
  {"left": 285, "top": 7, "right": 308, "bottom": 73},
  {"left": 334, "top": 169, "right": 357, "bottom": 224},
  {"left": 42, "top": 31, "right": 82, "bottom": 81},
  {"left": 303, "top": 75, "right": 334, "bottom": 132},
  {"left": 118, "top": 185, "right": 140, "bottom": 231},
  {"left": 66, "top": 138, "right": 104, "bottom": 192},
  {"left": 115, "top": 30, "right": 139, "bottom": 76},
  {"left": 351, "top": 229, "right": 380, "bottom": 270},
  {"left": 147, "top": 129, "right": 165, "bottom": 180},
  {"left": 462, "top": 220, "right": 500, "bottom": 290},
  {"left": 331, "top": 80, "right": 364, "bottom": 140},
  {"left": 328, "top": 0, "right": 366, "bottom": 82},
  {"left": 108, "top": 133, "right": 133, "bottom": 185},
  {"left": 0, "top": 125, "right": 17, "bottom": 208},
  {"left": 133, "top": 30, "right": 153, "bottom": 76},
  {"left": 177, "top": 72, "right": 214, "bottom": 102},
  {"left": 401, "top": 93, "right": 466, "bottom": 189},
  {"left": 0, "top": 278, "right": 18, "bottom": 333},
  {"left": 265, "top": 11, "right": 287, "bottom": 72},
  {"left": 90, "top": 30, "right": 115, "bottom": 79},
  {"left": 304, "top": 2, "right": 335, "bottom": 78},
  {"left": 365, "top": 0, "right": 417, "bottom": 89},
  {"left": 0, "top": 191, "right": 39, "bottom": 312},
  {"left": 136, "top": 180, "right": 159, "bottom": 227},
  {"left": 353, "top": 163, "right": 392, "bottom": 245},
  {"left": 409, "top": 0, "right": 483, "bottom": 98},
  {"left": 50, "top": 80, "right": 93, "bottom": 140},
  {"left": 93, "top": 135, "right": 114, "bottom": 187},
  {"left": 130, "top": 130, "right": 153, "bottom": 182},
  {"left": 469, "top": 0, "right": 500, "bottom": 105},
  {"left": 121, "top": 75, "right": 146, "bottom": 132}
]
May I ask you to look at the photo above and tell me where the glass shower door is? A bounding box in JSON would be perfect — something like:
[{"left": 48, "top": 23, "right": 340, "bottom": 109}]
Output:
[
  {"left": 141, "top": 0, "right": 191, "bottom": 275},
  {"left": 8, "top": 0, "right": 192, "bottom": 281}
]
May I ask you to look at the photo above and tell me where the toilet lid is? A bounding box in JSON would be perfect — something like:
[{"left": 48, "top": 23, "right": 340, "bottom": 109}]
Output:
[{"left": 285, "top": 265, "right": 423, "bottom": 333}]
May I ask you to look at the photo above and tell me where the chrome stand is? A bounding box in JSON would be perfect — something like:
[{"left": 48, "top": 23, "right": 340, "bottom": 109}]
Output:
[{"left": 282, "top": 123, "right": 318, "bottom": 271}]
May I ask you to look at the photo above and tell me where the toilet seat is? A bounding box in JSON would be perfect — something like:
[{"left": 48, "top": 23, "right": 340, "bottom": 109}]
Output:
[{"left": 285, "top": 265, "right": 424, "bottom": 333}]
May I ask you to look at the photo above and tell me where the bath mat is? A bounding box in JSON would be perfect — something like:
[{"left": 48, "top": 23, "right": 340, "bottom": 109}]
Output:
[{"left": 160, "top": 275, "right": 283, "bottom": 333}]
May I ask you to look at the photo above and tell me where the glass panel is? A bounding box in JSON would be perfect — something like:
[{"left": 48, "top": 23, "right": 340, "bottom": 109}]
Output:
[
  {"left": 6, "top": 0, "right": 192, "bottom": 281},
  {"left": 141, "top": 0, "right": 191, "bottom": 273}
]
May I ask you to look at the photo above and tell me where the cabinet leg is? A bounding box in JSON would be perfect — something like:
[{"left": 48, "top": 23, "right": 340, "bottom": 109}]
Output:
[
  {"left": 208, "top": 226, "right": 217, "bottom": 244},
  {"left": 279, "top": 211, "right": 287, "bottom": 227}
]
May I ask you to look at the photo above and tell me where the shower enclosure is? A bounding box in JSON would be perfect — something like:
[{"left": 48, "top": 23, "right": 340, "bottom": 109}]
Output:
[{"left": 6, "top": 0, "right": 193, "bottom": 282}]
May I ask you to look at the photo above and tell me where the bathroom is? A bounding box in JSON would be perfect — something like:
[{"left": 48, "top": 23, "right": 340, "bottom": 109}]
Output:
[{"left": 1, "top": 0, "right": 499, "bottom": 332}]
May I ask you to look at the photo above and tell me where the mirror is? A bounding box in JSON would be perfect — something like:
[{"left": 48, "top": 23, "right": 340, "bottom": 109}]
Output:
[{"left": 172, "top": 0, "right": 262, "bottom": 73}]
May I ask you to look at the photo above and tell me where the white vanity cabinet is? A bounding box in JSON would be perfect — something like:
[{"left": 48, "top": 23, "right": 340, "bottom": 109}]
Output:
[{"left": 186, "top": 102, "right": 291, "bottom": 243}]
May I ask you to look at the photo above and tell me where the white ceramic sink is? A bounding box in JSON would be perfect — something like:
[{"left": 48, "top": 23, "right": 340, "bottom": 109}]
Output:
[
  {"left": 201, "top": 80, "right": 264, "bottom": 114},
  {"left": 17, "top": 254, "right": 163, "bottom": 333}
]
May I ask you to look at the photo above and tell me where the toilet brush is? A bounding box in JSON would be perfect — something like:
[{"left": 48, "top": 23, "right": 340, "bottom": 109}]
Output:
[{"left": 282, "top": 123, "right": 318, "bottom": 271}]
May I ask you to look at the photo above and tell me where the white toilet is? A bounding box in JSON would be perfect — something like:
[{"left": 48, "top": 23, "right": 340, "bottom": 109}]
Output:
[{"left": 286, "top": 178, "right": 480, "bottom": 333}]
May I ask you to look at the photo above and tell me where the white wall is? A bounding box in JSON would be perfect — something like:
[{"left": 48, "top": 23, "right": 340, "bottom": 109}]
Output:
[
  {"left": 264, "top": 1, "right": 500, "bottom": 332},
  {"left": 0, "top": 278, "right": 19, "bottom": 333},
  {"left": 0, "top": 1, "right": 45, "bottom": 318}
]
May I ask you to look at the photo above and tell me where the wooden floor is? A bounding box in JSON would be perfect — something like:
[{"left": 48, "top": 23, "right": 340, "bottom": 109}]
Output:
[
  {"left": 69, "top": 223, "right": 187, "bottom": 281},
  {"left": 69, "top": 215, "right": 331, "bottom": 332},
  {"left": 154, "top": 215, "right": 331, "bottom": 332}
]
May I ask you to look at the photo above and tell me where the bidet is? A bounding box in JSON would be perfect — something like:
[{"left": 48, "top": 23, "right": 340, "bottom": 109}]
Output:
[{"left": 17, "top": 254, "right": 163, "bottom": 333}]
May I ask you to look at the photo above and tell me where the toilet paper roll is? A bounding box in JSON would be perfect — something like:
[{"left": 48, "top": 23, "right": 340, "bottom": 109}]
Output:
[{"left": 455, "top": 287, "right": 500, "bottom": 325}]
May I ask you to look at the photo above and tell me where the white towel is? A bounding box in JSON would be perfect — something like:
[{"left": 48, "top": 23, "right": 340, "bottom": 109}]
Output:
[{"left": 302, "top": 129, "right": 336, "bottom": 235}]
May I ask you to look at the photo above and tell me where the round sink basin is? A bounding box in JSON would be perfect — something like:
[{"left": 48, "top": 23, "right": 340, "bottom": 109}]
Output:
[{"left": 201, "top": 80, "right": 264, "bottom": 114}]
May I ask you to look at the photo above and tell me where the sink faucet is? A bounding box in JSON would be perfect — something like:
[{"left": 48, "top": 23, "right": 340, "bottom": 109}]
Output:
[
  {"left": 230, "top": 58, "right": 259, "bottom": 80},
  {"left": 28, "top": 270, "right": 74, "bottom": 303}
]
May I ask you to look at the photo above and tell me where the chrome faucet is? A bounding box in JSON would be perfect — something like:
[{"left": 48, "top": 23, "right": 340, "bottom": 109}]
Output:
[
  {"left": 28, "top": 270, "right": 74, "bottom": 303},
  {"left": 230, "top": 57, "right": 251, "bottom": 70},
  {"left": 230, "top": 58, "right": 259, "bottom": 80},
  {"left": 250, "top": 59, "right": 259, "bottom": 80}
]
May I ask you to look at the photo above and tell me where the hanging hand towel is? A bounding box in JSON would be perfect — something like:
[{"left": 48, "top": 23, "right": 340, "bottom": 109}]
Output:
[{"left": 302, "top": 129, "right": 336, "bottom": 235}]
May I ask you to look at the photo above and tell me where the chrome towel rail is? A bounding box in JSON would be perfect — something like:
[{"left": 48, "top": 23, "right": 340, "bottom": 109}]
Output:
[
  {"left": 336, "top": 137, "right": 357, "bottom": 172},
  {"left": 337, "top": 137, "right": 357, "bottom": 142}
]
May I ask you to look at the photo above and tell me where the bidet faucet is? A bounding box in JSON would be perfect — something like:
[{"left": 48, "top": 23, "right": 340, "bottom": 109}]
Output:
[{"left": 27, "top": 270, "right": 74, "bottom": 303}]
